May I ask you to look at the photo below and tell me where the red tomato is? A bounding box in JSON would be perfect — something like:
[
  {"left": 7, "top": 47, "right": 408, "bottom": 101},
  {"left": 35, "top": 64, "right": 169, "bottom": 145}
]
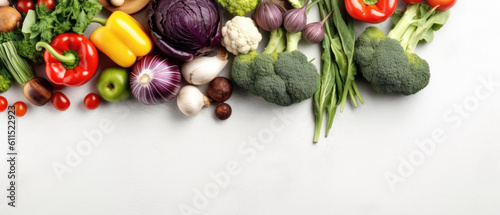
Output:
[
  {"left": 427, "top": 0, "right": 457, "bottom": 11},
  {"left": 0, "top": 96, "right": 7, "bottom": 112},
  {"left": 37, "top": 0, "right": 55, "bottom": 10},
  {"left": 84, "top": 93, "right": 100, "bottom": 110},
  {"left": 403, "top": 0, "right": 423, "bottom": 4},
  {"left": 13, "top": 101, "right": 27, "bottom": 117},
  {"left": 51, "top": 92, "right": 70, "bottom": 111},
  {"left": 16, "top": 0, "right": 35, "bottom": 14}
]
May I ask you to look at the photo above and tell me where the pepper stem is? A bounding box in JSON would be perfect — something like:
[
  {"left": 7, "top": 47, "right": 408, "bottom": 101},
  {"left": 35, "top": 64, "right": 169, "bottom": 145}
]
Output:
[
  {"left": 90, "top": 17, "right": 108, "bottom": 26},
  {"left": 36, "top": 42, "right": 78, "bottom": 69},
  {"left": 363, "top": 0, "right": 378, "bottom": 5}
]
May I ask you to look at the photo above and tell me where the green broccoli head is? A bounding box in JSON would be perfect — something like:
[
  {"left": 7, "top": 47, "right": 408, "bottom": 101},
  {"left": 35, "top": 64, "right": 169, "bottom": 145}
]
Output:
[
  {"left": 231, "top": 50, "right": 260, "bottom": 93},
  {"left": 274, "top": 51, "right": 319, "bottom": 104},
  {"left": 218, "top": 0, "right": 258, "bottom": 16},
  {"left": 253, "top": 53, "right": 291, "bottom": 106},
  {"left": 354, "top": 27, "right": 430, "bottom": 95},
  {"left": 0, "top": 66, "right": 12, "bottom": 93},
  {"left": 232, "top": 50, "right": 319, "bottom": 106}
]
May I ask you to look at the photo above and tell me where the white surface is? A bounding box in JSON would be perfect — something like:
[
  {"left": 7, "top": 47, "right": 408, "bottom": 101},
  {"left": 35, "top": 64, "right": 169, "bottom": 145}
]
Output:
[{"left": 1, "top": 0, "right": 500, "bottom": 214}]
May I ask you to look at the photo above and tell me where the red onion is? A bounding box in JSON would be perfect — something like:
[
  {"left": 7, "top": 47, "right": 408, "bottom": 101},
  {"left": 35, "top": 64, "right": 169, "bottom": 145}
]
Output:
[
  {"left": 130, "top": 55, "right": 182, "bottom": 105},
  {"left": 283, "top": 0, "right": 309, "bottom": 33},
  {"left": 302, "top": 12, "right": 332, "bottom": 43},
  {"left": 254, "top": 1, "right": 284, "bottom": 31}
]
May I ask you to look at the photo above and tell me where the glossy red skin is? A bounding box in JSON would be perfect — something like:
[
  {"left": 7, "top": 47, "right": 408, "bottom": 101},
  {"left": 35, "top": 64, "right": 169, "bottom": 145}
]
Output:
[
  {"left": 427, "top": 0, "right": 457, "bottom": 11},
  {"left": 52, "top": 84, "right": 66, "bottom": 90},
  {"left": 84, "top": 93, "right": 100, "bottom": 110},
  {"left": 13, "top": 101, "right": 27, "bottom": 117},
  {"left": 345, "top": 0, "right": 398, "bottom": 23},
  {"left": 43, "top": 33, "right": 99, "bottom": 87},
  {"left": 403, "top": 0, "right": 423, "bottom": 3},
  {"left": 37, "top": 0, "right": 55, "bottom": 10},
  {"left": 17, "top": 0, "right": 35, "bottom": 14},
  {"left": 0, "top": 96, "right": 7, "bottom": 112},
  {"left": 51, "top": 92, "right": 70, "bottom": 111}
]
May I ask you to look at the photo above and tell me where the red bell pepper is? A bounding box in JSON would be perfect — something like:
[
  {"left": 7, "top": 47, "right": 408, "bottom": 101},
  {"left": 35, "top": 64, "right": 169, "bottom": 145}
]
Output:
[
  {"left": 345, "top": 0, "right": 398, "bottom": 24},
  {"left": 403, "top": 0, "right": 423, "bottom": 3},
  {"left": 35, "top": 33, "right": 99, "bottom": 87}
]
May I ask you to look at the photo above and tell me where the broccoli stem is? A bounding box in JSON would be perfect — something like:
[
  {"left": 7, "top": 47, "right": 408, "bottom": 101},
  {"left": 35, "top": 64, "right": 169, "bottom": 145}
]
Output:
[
  {"left": 263, "top": 28, "right": 286, "bottom": 55},
  {"left": 387, "top": 3, "right": 420, "bottom": 41},
  {"left": 399, "top": 25, "right": 417, "bottom": 51},
  {"left": 286, "top": 31, "right": 302, "bottom": 52}
]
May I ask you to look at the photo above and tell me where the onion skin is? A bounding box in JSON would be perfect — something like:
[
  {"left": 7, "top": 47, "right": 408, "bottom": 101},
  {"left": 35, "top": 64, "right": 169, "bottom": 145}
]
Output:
[
  {"left": 181, "top": 48, "right": 228, "bottom": 85},
  {"left": 254, "top": 1, "right": 284, "bottom": 32},
  {"left": 0, "top": 6, "right": 22, "bottom": 33},
  {"left": 302, "top": 12, "right": 331, "bottom": 44},
  {"left": 177, "top": 85, "right": 211, "bottom": 117},
  {"left": 23, "top": 77, "right": 53, "bottom": 106},
  {"left": 283, "top": 1, "right": 308, "bottom": 33},
  {"left": 130, "top": 55, "right": 182, "bottom": 105}
]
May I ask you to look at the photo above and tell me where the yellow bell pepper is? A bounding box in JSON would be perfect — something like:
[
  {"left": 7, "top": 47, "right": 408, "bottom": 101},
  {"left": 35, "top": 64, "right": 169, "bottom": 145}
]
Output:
[{"left": 90, "top": 11, "right": 153, "bottom": 68}]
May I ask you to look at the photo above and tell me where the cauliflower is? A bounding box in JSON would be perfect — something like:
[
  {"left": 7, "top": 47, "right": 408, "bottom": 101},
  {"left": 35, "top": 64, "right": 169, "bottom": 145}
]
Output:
[
  {"left": 221, "top": 16, "right": 262, "bottom": 56},
  {"left": 218, "top": 0, "right": 258, "bottom": 16}
]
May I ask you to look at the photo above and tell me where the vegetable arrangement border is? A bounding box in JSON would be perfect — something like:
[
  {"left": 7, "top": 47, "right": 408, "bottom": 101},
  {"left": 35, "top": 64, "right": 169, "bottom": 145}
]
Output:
[{"left": 0, "top": 0, "right": 455, "bottom": 143}]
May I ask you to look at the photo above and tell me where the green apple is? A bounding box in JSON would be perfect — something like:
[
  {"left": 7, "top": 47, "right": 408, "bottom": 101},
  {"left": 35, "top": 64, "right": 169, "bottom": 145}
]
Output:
[{"left": 96, "top": 67, "right": 131, "bottom": 103}]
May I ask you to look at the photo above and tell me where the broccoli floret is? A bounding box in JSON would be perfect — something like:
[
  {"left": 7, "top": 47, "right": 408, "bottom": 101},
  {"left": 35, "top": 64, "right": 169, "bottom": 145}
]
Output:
[
  {"left": 231, "top": 50, "right": 259, "bottom": 92},
  {"left": 274, "top": 51, "right": 319, "bottom": 103},
  {"left": 355, "top": 27, "right": 430, "bottom": 95},
  {"left": 0, "top": 64, "right": 12, "bottom": 93},
  {"left": 218, "top": 0, "right": 258, "bottom": 16},
  {"left": 354, "top": 4, "right": 448, "bottom": 95},
  {"left": 231, "top": 27, "right": 319, "bottom": 106}
]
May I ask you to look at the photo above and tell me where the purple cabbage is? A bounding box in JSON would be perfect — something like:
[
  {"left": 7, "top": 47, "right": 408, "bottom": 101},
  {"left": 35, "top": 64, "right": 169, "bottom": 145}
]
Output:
[{"left": 148, "top": 0, "right": 222, "bottom": 62}]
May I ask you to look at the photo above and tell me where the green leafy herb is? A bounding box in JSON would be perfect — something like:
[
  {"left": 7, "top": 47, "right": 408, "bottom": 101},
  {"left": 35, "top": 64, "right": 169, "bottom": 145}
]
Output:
[
  {"left": 20, "top": 0, "right": 102, "bottom": 63},
  {"left": 313, "top": 0, "right": 364, "bottom": 142},
  {"left": 0, "top": 63, "right": 13, "bottom": 93}
]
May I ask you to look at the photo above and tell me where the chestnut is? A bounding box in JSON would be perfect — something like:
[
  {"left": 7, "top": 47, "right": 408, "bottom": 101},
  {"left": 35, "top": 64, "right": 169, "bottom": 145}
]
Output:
[
  {"left": 208, "top": 77, "right": 232, "bottom": 102},
  {"left": 215, "top": 103, "right": 232, "bottom": 120}
]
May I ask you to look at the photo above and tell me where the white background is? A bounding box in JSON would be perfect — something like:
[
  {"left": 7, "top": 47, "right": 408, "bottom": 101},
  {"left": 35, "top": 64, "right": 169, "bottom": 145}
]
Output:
[{"left": 1, "top": 0, "right": 500, "bottom": 214}]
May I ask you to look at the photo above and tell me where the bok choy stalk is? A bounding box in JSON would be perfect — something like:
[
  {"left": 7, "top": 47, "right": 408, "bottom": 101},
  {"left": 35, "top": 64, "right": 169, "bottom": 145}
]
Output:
[
  {"left": 0, "top": 41, "right": 53, "bottom": 106},
  {"left": 313, "top": 0, "right": 363, "bottom": 143}
]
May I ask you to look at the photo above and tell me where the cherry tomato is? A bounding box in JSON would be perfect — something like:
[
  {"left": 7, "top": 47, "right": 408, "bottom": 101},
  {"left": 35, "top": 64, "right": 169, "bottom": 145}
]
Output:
[
  {"left": 427, "top": 0, "right": 457, "bottom": 11},
  {"left": 0, "top": 96, "right": 7, "bottom": 112},
  {"left": 37, "top": 0, "right": 55, "bottom": 10},
  {"left": 403, "top": 0, "right": 423, "bottom": 4},
  {"left": 16, "top": 0, "right": 35, "bottom": 14},
  {"left": 84, "top": 93, "right": 100, "bottom": 110},
  {"left": 13, "top": 101, "right": 27, "bottom": 117},
  {"left": 51, "top": 92, "right": 70, "bottom": 111}
]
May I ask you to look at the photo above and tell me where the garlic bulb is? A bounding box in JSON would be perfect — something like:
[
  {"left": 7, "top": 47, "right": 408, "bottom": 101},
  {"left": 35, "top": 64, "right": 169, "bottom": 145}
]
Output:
[
  {"left": 177, "top": 85, "right": 211, "bottom": 117},
  {"left": 110, "top": 0, "right": 124, "bottom": 7},
  {"left": 0, "top": 0, "right": 10, "bottom": 7},
  {"left": 181, "top": 48, "right": 229, "bottom": 85}
]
